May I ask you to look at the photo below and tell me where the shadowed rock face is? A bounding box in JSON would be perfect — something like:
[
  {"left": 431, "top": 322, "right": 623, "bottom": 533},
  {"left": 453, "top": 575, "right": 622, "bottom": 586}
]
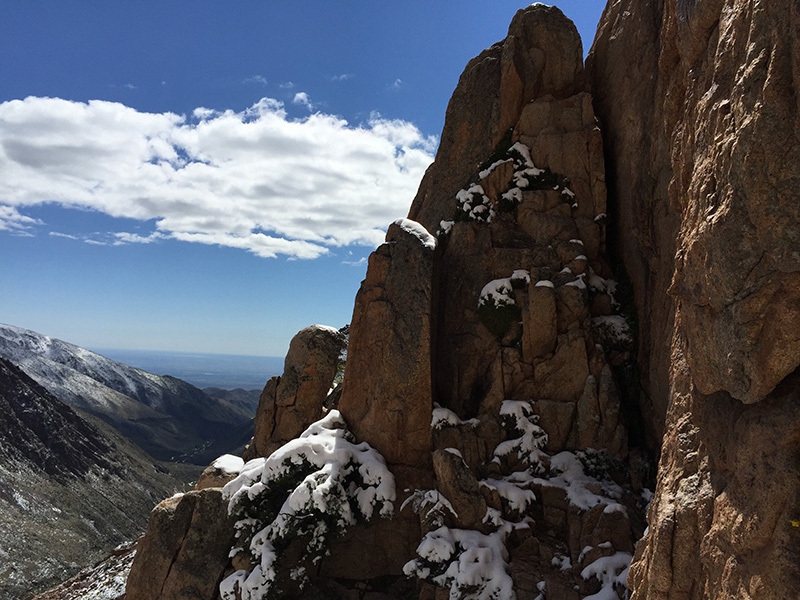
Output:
[{"left": 589, "top": 0, "right": 800, "bottom": 597}]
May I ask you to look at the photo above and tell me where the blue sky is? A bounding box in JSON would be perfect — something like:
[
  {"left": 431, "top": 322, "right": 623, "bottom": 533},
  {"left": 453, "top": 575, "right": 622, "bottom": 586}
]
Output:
[{"left": 0, "top": 1, "right": 606, "bottom": 357}]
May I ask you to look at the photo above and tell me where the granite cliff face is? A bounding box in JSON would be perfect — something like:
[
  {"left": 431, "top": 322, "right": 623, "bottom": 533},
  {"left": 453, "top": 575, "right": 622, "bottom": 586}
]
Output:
[
  {"left": 588, "top": 0, "right": 800, "bottom": 597},
  {"left": 118, "top": 2, "right": 799, "bottom": 599}
]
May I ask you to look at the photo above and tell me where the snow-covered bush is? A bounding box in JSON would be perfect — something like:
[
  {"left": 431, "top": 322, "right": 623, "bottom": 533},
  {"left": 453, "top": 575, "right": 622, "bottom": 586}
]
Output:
[
  {"left": 477, "top": 278, "right": 522, "bottom": 341},
  {"left": 533, "top": 451, "right": 625, "bottom": 513},
  {"left": 401, "top": 489, "right": 458, "bottom": 528},
  {"left": 575, "top": 448, "right": 624, "bottom": 482},
  {"left": 457, "top": 183, "right": 495, "bottom": 222},
  {"left": 494, "top": 400, "right": 548, "bottom": 473},
  {"left": 219, "top": 410, "right": 395, "bottom": 600},
  {"left": 591, "top": 315, "right": 633, "bottom": 351},
  {"left": 403, "top": 527, "right": 515, "bottom": 600},
  {"left": 456, "top": 140, "right": 576, "bottom": 225},
  {"left": 480, "top": 475, "right": 536, "bottom": 517},
  {"left": 580, "top": 552, "right": 632, "bottom": 600},
  {"left": 431, "top": 405, "right": 480, "bottom": 430},
  {"left": 479, "top": 279, "right": 515, "bottom": 309}
]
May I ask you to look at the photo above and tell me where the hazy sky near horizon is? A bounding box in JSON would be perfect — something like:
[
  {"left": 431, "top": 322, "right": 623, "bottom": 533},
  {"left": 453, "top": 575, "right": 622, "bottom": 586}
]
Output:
[{"left": 1, "top": 1, "right": 606, "bottom": 357}]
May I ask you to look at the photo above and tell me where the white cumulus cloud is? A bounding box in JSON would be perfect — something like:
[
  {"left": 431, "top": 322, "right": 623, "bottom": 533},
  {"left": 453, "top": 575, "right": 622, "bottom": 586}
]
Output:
[
  {"left": 292, "top": 92, "right": 313, "bottom": 110},
  {"left": 0, "top": 96, "right": 437, "bottom": 259}
]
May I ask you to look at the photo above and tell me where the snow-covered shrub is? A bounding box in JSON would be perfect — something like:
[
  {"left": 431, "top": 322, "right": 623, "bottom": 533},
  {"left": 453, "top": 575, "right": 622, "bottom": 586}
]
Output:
[
  {"left": 479, "top": 279, "right": 515, "bottom": 308},
  {"left": 457, "top": 184, "right": 495, "bottom": 222},
  {"left": 477, "top": 278, "right": 522, "bottom": 341},
  {"left": 509, "top": 270, "right": 530, "bottom": 287},
  {"left": 401, "top": 489, "right": 458, "bottom": 528},
  {"left": 533, "top": 452, "right": 625, "bottom": 513},
  {"left": 591, "top": 315, "right": 633, "bottom": 351},
  {"left": 403, "top": 527, "right": 515, "bottom": 600},
  {"left": 431, "top": 405, "right": 480, "bottom": 430},
  {"left": 505, "top": 142, "right": 572, "bottom": 200},
  {"left": 575, "top": 448, "right": 624, "bottom": 482},
  {"left": 220, "top": 410, "right": 395, "bottom": 600},
  {"left": 453, "top": 139, "right": 578, "bottom": 228},
  {"left": 494, "top": 400, "right": 548, "bottom": 473},
  {"left": 480, "top": 475, "right": 536, "bottom": 518},
  {"left": 580, "top": 552, "right": 632, "bottom": 600},
  {"left": 438, "top": 220, "right": 455, "bottom": 236}
]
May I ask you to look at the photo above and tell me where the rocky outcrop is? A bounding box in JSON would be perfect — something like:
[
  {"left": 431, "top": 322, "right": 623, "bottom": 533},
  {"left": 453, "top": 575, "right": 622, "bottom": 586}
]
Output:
[
  {"left": 339, "top": 218, "right": 437, "bottom": 474},
  {"left": 332, "top": 4, "right": 638, "bottom": 595},
  {"left": 243, "top": 325, "right": 345, "bottom": 460},
  {"left": 407, "top": 4, "right": 627, "bottom": 465},
  {"left": 332, "top": 218, "right": 438, "bottom": 577},
  {"left": 120, "top": 2, "right": 800, "bottom": 599},
  {"left": 588, "top": 0, "right": 800, "bottom": 598},
  {"left": 126, "top": 489, "right": 234, "bottom": 600},
  {"left": 408, "top": 5, "right": 585, "bottom": 235}
]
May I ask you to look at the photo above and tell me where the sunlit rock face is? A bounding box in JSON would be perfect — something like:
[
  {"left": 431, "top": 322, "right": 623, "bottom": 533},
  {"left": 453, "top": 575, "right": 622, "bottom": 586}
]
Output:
[
  {"left": 589, "top": 0, "right": 800, "bottom": 598},
  {"left": 244, "top": 324, "right": 346, "bottom": 461}
]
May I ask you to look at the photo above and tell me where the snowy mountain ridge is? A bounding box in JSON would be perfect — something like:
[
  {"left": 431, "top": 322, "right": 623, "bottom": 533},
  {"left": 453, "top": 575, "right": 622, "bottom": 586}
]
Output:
[
  {"left": 0, "top": 323, "right": 183, "bottom": 411},
  {"left": 0, "top": 323, "right": 258, "bottom": 463}
]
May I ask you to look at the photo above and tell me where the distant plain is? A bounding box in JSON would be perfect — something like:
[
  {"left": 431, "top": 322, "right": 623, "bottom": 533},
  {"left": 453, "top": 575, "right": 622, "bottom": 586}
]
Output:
[{"left": 92, "top": 348, "right": 283, "bottom": 390}]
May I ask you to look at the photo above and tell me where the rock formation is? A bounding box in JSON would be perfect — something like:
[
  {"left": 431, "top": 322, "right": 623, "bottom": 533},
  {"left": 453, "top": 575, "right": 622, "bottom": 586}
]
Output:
[
  {"left": 120, "top": 2, "right": 800, "bottom": 599},
  {"left": 588, "top": 0, "right": 800, "bottom": 598},
  {"left": 243, "top": 324, "right": 346, "bottom": 460}
]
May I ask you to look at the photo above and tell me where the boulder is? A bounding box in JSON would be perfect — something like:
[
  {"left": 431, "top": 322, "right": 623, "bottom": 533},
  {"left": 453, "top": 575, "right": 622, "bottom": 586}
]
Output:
[
  {"left": 272, "top": 325, "right": 345, "bottom": 443},
  {"left": 432, "top": 449, "right": 487, "bottom": 530},
  {"left": 244, "top": 325, "right": 345, "bottom": 460},
  {"left": 125, "top": 489, "right": 233, "bottom": 600}
]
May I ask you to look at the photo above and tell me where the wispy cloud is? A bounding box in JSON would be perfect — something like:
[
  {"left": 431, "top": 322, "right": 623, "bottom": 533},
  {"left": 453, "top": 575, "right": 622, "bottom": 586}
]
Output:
[
  {"left": 112, "top": 231, "right": 167, "bottom": 245},
  {"left": 0, "top": 96, "right": 437, "bottom": 259},
  {"left": 327, "top": 73, "right": 354, "bottom": 82},
  {"left": 343, "top": 256, "right": 367, "bottom": 267},
  {"left": 0, "top": 205, "right": 42, "bottom": 232},
  {"left": 49, "top": 231, "right": 80, "bottom": 240},
  {"left": 279, "top": 81, "right": 295, "bottom": 89},
  {"left": 390, "top": 78, "right": 403, "bottom": 91},
  {"left": 123, "top": 83, "right": 137, "bottom": 90},
  {"left": 244, "top": 75, "right": 268, "bottom": 87}
]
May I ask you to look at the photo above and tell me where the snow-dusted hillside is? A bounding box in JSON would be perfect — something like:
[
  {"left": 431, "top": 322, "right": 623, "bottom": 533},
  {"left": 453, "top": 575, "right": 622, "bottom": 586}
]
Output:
[
  {"left": 0, "top": 323, "right": 257, "bottom": 463},
  {"left": 0, "top": 357, "right": 198, "bottom": 599}
]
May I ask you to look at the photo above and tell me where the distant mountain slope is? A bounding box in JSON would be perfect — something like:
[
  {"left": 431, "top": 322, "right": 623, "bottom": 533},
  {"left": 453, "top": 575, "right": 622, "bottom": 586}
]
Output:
[
  {"left": 0, "top": 356, "right": 199, "bottom": 599},
  {"left": 0, "top": 323, "right": 257, "bottom": 463}
]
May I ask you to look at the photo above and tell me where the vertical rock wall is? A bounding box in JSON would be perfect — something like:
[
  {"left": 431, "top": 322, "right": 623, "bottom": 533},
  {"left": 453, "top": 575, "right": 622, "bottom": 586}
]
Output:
[{"left": 588, "top": 0, "right": 800, "bottom": 597}]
